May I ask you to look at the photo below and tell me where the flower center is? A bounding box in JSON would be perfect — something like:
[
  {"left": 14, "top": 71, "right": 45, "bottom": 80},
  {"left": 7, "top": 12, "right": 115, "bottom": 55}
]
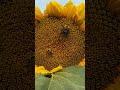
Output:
[{"left": 35, "top": 17, "right": 85, "bottom": 70}]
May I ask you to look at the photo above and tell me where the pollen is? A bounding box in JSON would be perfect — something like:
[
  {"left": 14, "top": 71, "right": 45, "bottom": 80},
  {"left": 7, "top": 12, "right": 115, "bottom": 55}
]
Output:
[{"left": 35, "top": 17, "right": 85, "bottom": 70}]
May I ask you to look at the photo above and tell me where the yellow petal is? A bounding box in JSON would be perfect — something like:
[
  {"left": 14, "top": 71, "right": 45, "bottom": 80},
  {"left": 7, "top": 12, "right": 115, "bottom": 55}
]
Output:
[
  {"left": 39, "top": 70, "right": 50, "bottom": 75},
  {"left": 80, "top": 21, "right": 85, "bottom": 31},
  {"left": 79, "top": 58, "right": 85, "bottom": 66},
  {"left": 44, "top": 9, "right": 48, "bottom": 17},
  {"left": 76, "top": 2, "right": 85, "bottom": 25},
  {"left": 35, "top": 66, "right": 45, "bottom": 70},
  {"left": 50, "top": 65, "right": 63, "bottom": 73},
  {"left": 45, "top": 1, "right": 63, "bottom": 17},
  {"left": 35, "top": 6, "right": 43, "bottom": 21},
  {"left": 61, "top": 7, "right": 67, "bottom": 17},
  {"left": 77, "top": 2, "right": 85, "bottom": 14},
  {"left": 35, "top": 66, "right": 49, "bottom": 75},
  {"left": 64, "top": 1, "right": 77, "bottom": 19},
  {"left": 65, "top": 0, "right": 74, "bottom": 8}
]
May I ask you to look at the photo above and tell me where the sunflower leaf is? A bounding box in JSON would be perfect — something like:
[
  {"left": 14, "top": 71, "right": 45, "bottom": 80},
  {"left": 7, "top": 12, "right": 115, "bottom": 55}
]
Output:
[
  {"left": 35, "top": 66, "right": 85, "bottom": 90},
  {"left": 35, "top": 74, "right": 51, "bottom": 90}
]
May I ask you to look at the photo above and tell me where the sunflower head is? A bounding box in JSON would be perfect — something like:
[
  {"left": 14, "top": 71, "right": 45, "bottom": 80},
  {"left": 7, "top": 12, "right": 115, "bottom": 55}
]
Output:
[{"left": 35, "top": 1, "right": 85, "bottom": 70}]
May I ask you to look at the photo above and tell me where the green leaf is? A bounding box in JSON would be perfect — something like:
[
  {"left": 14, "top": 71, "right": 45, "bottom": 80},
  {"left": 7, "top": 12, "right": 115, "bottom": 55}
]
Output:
[
  {"left": 35, "top": 66, "right": 85, "bottom": 90},
  {"left": 35, "top": 74, "right": 51, "bottom": 90}
]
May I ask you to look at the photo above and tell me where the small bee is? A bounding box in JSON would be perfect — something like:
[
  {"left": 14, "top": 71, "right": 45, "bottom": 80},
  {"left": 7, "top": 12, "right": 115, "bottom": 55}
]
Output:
[
  {"left": 46, "top": 49, "right": 53, "bottom": 57},
  {"left": 60, "top": 25, "right": 70, "bottom": 37}
]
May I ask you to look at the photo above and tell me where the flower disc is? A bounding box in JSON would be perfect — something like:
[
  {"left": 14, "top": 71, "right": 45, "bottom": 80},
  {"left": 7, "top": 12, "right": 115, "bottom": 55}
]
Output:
[{"left": 35, "top": 17, "right": 85, "bottom": 70}]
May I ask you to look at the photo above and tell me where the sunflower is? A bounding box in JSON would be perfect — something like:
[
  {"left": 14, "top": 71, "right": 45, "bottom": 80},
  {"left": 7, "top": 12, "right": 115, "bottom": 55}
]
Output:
[{"left": 35, "top": 0, "right": 85, "bottom": 74}]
